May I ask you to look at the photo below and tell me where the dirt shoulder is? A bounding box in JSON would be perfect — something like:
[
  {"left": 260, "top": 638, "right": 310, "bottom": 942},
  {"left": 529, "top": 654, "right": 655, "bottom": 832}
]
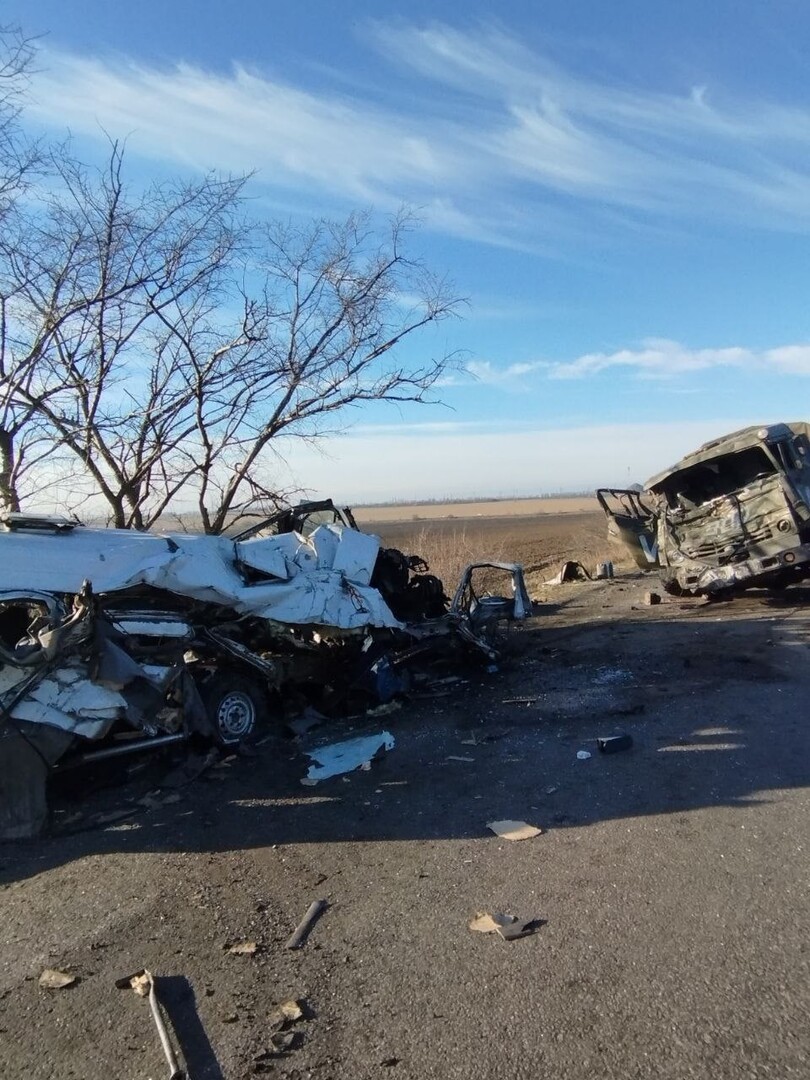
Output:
[{"left": 2, "top": 573, "right": 809, "bottom": 1078}]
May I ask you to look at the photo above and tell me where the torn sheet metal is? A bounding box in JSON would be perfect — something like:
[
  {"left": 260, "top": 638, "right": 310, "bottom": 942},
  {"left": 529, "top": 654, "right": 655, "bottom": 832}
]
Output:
[
  {"left": 449, "top": 562, "right": 532, "bottom": 624},
  {"left": 11, "top": 667, "right": 126, "bottom": 738},
  {"left": 544, "top": 561, "right": 592, "bottom": 585},
  {"left": 0, "top": 522, "right": 400, "bottom": 631},
  {"left": 301, "top": 730, "right": 395, "bottom": 784}
]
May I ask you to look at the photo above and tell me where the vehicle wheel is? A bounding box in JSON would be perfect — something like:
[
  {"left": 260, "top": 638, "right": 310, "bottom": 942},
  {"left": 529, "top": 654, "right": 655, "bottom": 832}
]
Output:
[{"left": 200, "top": 672, "right": 266, "bottom": 746}]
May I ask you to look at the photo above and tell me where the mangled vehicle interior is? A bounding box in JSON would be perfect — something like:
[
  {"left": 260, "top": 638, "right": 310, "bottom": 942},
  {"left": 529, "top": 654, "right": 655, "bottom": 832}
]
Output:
[
  {"left": 0, "top": 505, "right": 531, "bottom": 837},
  {"left": 598, "top": 422, "right": 810, "bottom": 597}
]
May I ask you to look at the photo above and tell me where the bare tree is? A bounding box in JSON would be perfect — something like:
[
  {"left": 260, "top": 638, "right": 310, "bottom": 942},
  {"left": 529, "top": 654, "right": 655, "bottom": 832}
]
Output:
[
  {"left": 0, "top": 25, "right": 45, "bottom": 510},
  {"left": 167, "top": 211, "right": 460, "bottom": 532},
  {"left": 0, "top": 24, "right": 38, "bottom": 216},
  {"left": 2, "top": 135, "right": 459, "bottom": 528},
  {"left": 0, "top": 141, "right": 247, "bottom": 523}
]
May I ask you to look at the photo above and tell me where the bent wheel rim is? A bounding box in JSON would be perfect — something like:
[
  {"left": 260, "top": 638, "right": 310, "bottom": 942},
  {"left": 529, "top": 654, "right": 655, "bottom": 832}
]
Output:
[{"left": 215, "top": 691, "right": 255, "bottom": 740}]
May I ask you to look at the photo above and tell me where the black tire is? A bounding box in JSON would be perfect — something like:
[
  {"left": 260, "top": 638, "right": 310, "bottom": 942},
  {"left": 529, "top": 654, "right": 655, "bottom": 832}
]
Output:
[{"left": 199, "top": 672, "right": 266, "bottom": 746}]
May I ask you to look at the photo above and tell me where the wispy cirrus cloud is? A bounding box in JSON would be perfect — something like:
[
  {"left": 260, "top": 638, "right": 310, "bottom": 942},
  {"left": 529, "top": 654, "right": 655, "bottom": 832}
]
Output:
[
  {"left": 22, "top": 24, "right": 810, "bottom": 247},
  {"left": 549, "top": 338, "right": 810, "bottom": 379},
  {"left": 465, "top": 359, "right": 547, "bottom": 384}
]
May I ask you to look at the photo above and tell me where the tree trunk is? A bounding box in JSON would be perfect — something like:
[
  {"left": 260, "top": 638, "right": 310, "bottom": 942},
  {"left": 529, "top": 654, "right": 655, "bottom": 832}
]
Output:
[{"left": 0, "top": 428, "right": 20, "bottom": 513}]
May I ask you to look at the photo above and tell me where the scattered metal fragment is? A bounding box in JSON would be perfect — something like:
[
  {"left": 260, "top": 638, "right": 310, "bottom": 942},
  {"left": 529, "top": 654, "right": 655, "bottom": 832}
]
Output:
[
  {"left": 277, "top": 999, "right": 304, "bottom": 1022},
  {"left": 446, "top": 755, "right": 474, "bottom": 763},
  {"left": 469, "top": 912, "right": 517, "bottom": 934},
  {"left": 269, "top": 1030, "right": 299, "bottom": 1054},
  {"left": 268, "top": 998, "right": 305, "bottom": 1033},
  {"left": 498, "top": 917, "right": 544, "bottom": 941},
  {"left": 365, "top": 701, "right": 402, "bottom": 718},
  {"left": 598, "top": 734, "right": 634, "bottom": 754},
  {"left": 486, "top": 819, "right": 542, "bottom": 841},
  {"left": 468, "top": 912, "right": 543, "bottom": 940},
  {"left": 227, "top": 940, "right": 257, "bottom": 955},
  {"left": 116, "top": 969, "right": 182, "bottom": 1079},
  {"left": 301, "top": 731, "right": 394, "bottom": 784},
  {"left": 285, "top": 899, "right": 328, "bottom": 950},
  {"left": 39, "top": 968, "right": 77, "bottom": 989},
  {"left": 502, "top": 696, "right": 539, "bottom": 705},
  {"left": 544, "top": 561, "right": 592, "bottom": 585}
]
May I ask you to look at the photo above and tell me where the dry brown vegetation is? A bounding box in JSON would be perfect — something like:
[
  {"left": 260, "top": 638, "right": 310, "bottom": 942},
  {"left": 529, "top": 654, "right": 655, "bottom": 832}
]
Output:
[
  {"left": 352, "top": 495, "right": 598, "bottom": 525},
  {"left": 364, "top": 506, "right": 616, "bottom": 595}
]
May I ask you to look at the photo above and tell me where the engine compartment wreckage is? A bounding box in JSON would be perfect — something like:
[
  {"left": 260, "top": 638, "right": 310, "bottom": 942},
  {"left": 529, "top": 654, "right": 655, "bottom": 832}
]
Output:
[
  {"left": 0, "top": 506, "right": 531, "bottom": 838},
  {"left": 598, "top": 422, "right": 810, "bottom": 597}
]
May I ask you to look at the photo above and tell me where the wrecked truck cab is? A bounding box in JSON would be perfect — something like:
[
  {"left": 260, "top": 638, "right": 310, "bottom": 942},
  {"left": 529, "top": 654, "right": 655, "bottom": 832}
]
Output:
[{"left": 600, "top": 423, "right": 810, "bottom": 597}]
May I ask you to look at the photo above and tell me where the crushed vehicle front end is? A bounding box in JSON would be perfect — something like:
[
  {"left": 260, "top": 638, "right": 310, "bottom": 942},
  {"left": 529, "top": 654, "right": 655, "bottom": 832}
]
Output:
[
  {"left": 647, "top": 423, "right": 810, "bottom": 596},
  {"left": 0, "top": 507, "right": 533, "bottom": 836}
]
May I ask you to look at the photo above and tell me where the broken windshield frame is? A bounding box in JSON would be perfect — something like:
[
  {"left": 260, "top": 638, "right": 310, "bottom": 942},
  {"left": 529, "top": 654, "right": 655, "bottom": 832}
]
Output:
[{"left": 656, "top": 445, "right": 781, "bottom": 510}]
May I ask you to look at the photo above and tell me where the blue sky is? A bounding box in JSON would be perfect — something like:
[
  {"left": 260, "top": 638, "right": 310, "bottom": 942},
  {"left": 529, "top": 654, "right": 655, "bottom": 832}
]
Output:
[{"left": 7, "top": 1, "right": 810, "bottom": 501}]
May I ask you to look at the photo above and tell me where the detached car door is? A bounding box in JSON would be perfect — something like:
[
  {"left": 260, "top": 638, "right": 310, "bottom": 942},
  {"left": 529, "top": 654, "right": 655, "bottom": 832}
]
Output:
[{"left": 596, "top": 488, "right": 660, "bottom": 569}]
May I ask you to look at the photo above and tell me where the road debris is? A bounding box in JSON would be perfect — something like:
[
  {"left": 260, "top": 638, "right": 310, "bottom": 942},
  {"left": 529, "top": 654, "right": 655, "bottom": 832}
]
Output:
[
  {"left": 301, "top": 731, "right": 395, "bottom": 784},
  {"left": 446, "top": 755, "right": 474, "bottom": 763},
  {"left": 268, "top": 997, "right": 306, "bottom": 1044},
  {"left": 227, "top": 940, "right": 258, "bottom": 955},
  {"left": 502, "top": 696, "right": 539, "bottom": 705},
  {"left": 469, "top": 912, "right": 517, "bottom": 934},
  {"left": 366, "top": 700, "right": 402, "bottom": 718},
  {"left": 498, "top": 917, "right": 544, "bottom": 941},
  {"left": 645, "top": 591, "right": 662, "bottom": 606},
  {"left": 285, "top": 898, "right": 328, "bottom": 950},
  {"left": 38, "top": 968, "right": 77, "bottom": 989},
  {"left": 486, "top": 819, "right": 542, "bottom": 841},
  {"left": 598, "top": 734, "right": 634, "bottom": 754},
  {"left": 268, "top": 1030, "right": 299, "bottom": 1054},
  {"left": 116, "top": 969, "right": 182, "bottom": 1079},
  {"left": 276, "top": 999, "right": 304, "bottom": 1023},
  {"left": 468, "top": 911, "right": 543, "bottom": 940},
  {"left": 544, "top": 560, "right": 592, "bottom": 585},
  {"left": 576, "top": 750, "right": 592, "bottom": 760}
]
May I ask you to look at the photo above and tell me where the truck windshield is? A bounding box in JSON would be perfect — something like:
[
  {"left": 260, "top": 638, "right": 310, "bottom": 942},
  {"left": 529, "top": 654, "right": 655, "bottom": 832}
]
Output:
[{"left": 660, "top": 446, "right": 777, "bottom": 509}]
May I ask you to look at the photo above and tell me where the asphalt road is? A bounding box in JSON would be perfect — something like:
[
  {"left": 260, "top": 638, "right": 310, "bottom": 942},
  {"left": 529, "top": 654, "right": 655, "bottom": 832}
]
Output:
[{"left": 1, "top": 575, "right": 809, "bottom": 1078}]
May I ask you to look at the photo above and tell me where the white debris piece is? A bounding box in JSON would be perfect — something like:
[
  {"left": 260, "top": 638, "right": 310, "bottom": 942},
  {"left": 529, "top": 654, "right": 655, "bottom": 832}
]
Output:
[
  {"left": 486, "top": 819, "right": 542, "bottom": 841},
  {"left": 0, "top": 523, "right": 400, "bottom": 631},
  {"left": 302, "top": 731, "right": 395, "bottom": 784},
  {"left": 11, "top": 668, "right": 126, "bottom": 738}
]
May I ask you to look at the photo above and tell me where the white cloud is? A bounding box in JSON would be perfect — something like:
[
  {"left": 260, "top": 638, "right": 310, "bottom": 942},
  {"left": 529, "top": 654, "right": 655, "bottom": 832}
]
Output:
[
  {"left": 464, "top": 359, "right": 547, "bottom": 384},
  {"left": 21, "top": 26, "right": 810, "bottom": 246},
  {"left": 549, "top": 338, "right": 810, "bottom": 380},
  {"left": 26, "top": 53, "right": 461, "bottom": 200}
]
